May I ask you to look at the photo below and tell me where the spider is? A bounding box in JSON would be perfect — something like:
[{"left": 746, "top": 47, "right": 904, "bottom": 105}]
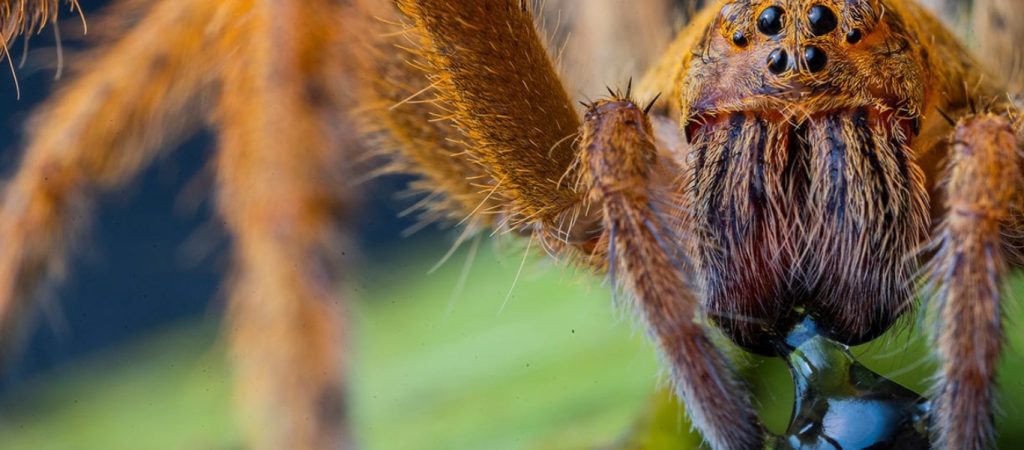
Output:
[{"left": 0, "top": 0, "right": 1021, "bottom": 449}]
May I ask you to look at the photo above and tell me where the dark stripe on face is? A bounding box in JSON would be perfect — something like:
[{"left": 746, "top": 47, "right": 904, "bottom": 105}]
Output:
[
  {"left": 891, "top": 132, "right": 911, "bottom": 183},
  {"left": 750, "top": 116, "right": 768, "bottom": 212},
  {"left": 853, "top": 109, "right": 890, "bottom": 208},
  {"left": 782, "top": 123, "right": 806, "bottom": 196},
  {"left": 692, "top": 141, "right": 709, "bottom": 196},
  {"left": 824, "top": 116, "right": 848, "bottom": 221},
  {"left": 706, "top": 113, "right": 745, "bottom": 231}
]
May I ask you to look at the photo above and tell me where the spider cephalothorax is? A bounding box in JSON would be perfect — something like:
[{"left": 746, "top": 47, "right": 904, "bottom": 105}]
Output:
[
  {"left": 677, "top": 0, "right": 944, "bottom": 351},
  {"left": 638, "top": 1, "right": 1018, "bottom": 447},
  {"left": 0, "top": 0, "right": 1020, "bottom": 449}
]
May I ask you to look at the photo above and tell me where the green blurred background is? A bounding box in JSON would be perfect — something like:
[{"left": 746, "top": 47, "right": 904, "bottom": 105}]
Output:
[{"left": 2, "top": 240, "right": 1022, "bottom": 449}]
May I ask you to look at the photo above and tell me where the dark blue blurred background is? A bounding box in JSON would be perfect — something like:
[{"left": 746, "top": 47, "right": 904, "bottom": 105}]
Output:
[{"left": 0, "top": 0, "right": 422, "bottom": 392}]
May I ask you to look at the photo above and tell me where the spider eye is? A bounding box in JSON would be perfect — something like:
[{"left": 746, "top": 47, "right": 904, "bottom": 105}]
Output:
[
  {"left": 732, "top": 30, "right": 749, "bottom": 47},
  {"left": 803, "top": 46, "right": 828, "bottom": 72},
  {"left": 767, "top": 48, "right": 790, "bottom": 74},
  {"left": 807, "top": 5, "right": 838, "bottom": 36},
  {"left": 846, "top": 28, "right": 863, "bottom": 44},
  {"left": 757, "top": 6, "right": 785, "bottom": 36}
]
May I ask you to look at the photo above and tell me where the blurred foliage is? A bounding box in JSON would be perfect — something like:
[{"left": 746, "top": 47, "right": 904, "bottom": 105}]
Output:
[{"left": 1, "top": 241, "right": 1023, "bottom": 449}]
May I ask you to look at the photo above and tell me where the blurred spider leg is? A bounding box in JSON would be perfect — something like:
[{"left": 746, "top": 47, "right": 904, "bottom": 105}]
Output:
[
  {"left": 0, "top": 0, "right": 222, "bottom": 364},
  {"left": 578, "top": 97, "right": 763, "bottom": 450},
  {"left": 974, "top": 0, "right": 1024, "bottom": 94},
  {"left": 926, "top": 111, "right": 1022, "bottom": 450},
  {"left": 636, "top": 5, "right": 719, "bottom": 118},
  {"left": 548, "top": 0, "right": 678, "bottom": 96},
  {"left": 215, "top": 2, "right": 353, "bottom": 449}
]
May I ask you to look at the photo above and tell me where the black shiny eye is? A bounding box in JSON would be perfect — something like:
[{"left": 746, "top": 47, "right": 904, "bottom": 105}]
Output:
[
  {"left": 758, "top": 6, "right": 785, "bottom": 36},
  {"left": 804, "top": 46, "right": 828, "bottom": 72},
  {"left": 767, "top": 48, "right": 790, "bottom": 74},
  {"left": 846, "top": 28, "right": 863, "bottom": 44},
  {"left": 732, "top": 30, "right": 749, "bottom": 47},
  {"left": 807, "top": 5, "right": 838, "bottom": 36}
]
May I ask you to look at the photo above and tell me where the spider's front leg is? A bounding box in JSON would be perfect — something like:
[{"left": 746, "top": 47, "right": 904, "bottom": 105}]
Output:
[
  {"left": 368, "top": 1, "right": 762, "bottom": 447},
  {"left": 926, "top": 107, "right": 1023, "bottom": 449},
  {"left": 577, "top": 97, "right": 763, "bottom": 449}
]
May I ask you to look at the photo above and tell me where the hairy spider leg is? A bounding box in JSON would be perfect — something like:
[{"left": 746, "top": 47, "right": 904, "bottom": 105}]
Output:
[
  {"left": 215, "top": 1, "right": 355, "bottom": 449},
  {"left": 0, "top": 1, "right": 360, "bottom": 448},
  {"left": 925, "top": 108, "right": 1023, "bottom": 450},
  {"left": 360, "top": 0, "right": 614, "bottom": 259},
  {"left": 346, "top": 0, "right": 501, "bottom": 231},
  {"left": 0, "top": 0, "right": 79, "bottom": 50},
  {"left": 0, "top": 0, "right": 220, "bottom": 368},
  {"left": 394, "top": 0, "right": 585, "bottom": 231},
  {"left": 578, "top": 97, "right": 764, "bottom": 449},
  {"left": 357, "top": 1, "right": 768, "bottom": 447}
]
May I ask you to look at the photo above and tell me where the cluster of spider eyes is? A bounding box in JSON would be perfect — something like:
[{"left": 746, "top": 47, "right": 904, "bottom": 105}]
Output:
[{"left": 730, "top": 4, "right": 864, "bottom": 75}]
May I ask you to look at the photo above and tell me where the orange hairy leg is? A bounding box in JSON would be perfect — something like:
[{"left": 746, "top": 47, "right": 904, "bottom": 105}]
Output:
[
  {"left": 394, "top": 0, "right": 584, "bottom": 229},
  {"left": 362, "top": 2, "right": 765, "bottom": 446},
  {"left": 346, "top": 0, "right": 500, "bottom": 229},
  {"left": 215, "top": 1, "right": 353, "bottom": 449},
  {"left": 0, "top": 0, "right": 223, "bottom": 362},
  {"left": 0, "top": 0, "right": 80, "bottom": 48},
  {"left": 0, "top": 0, "right": 356, "bottom": 448},
  {"left": 578, "top": 97, "right": 763, "bottom": 449},
  {"left": 925, "top": 110, "right": 1023, "bottom": 450}
]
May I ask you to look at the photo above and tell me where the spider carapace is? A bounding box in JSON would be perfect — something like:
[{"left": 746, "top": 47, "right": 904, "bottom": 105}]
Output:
[{"left": 676, "top": 0, "right": 982, "bottom": 352}]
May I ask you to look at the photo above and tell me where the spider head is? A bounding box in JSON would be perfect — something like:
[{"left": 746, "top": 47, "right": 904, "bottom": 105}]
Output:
[
  {"left": 676, "top": 0, "right": 935, "bottom": 353},
  {"left": 681, "top": 0, "right": 925, "bottom": 135}
]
